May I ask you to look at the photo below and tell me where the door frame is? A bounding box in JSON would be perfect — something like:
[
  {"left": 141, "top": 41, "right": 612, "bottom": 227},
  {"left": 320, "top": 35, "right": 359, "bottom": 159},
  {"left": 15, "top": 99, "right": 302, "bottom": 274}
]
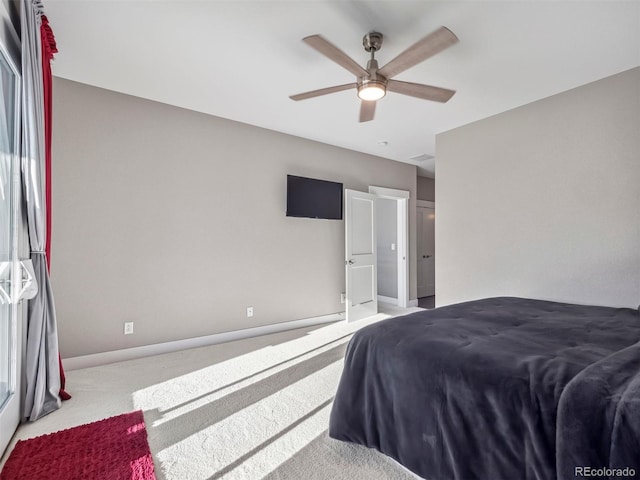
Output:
[
  {"left": 0, "top": 9, "right": 23, "bottom": 456},
  {"left": 368, "top": 186, "right": 409, "bottom": 308}
]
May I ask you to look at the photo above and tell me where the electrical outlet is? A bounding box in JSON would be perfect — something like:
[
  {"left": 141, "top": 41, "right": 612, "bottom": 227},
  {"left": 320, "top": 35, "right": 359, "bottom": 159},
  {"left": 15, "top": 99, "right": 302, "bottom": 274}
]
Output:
[
  {"left": 246, "top": 306, "right": 254, "bottom": 317},
  {"left": 340, "top": 293, "right": 346, "bottom": 304},
  {"left": 124, "top": 322, "right": 134, "bottom": 335}
]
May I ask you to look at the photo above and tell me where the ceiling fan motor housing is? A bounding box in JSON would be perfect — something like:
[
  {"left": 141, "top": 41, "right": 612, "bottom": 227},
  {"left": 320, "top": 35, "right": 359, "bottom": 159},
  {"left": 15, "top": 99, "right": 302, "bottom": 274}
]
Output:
[{"left": 358, "top": 56, "right": 387, "bottom": 100}]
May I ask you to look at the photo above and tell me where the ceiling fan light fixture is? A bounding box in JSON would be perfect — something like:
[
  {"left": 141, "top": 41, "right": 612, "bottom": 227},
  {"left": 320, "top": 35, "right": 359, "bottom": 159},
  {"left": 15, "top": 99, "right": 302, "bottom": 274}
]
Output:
[{"left": 357, "top": 80, "right": 386, "bottom": 101}]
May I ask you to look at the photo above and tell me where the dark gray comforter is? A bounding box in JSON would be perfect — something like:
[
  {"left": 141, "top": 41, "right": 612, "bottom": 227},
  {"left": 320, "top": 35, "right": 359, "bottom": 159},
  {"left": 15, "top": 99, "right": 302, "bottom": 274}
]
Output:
[{"left": 329, "top": 297, "right": 640, "bottom": 480}]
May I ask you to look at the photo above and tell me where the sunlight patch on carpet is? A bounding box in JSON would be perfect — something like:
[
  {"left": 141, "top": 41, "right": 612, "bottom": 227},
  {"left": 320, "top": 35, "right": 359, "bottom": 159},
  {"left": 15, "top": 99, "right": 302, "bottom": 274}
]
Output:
[
  {"left": 154, "top": 360, "right": 342, "bottom": 479},
  {"left": 148, "top": 336, "right": 349, "bottom": 428}
]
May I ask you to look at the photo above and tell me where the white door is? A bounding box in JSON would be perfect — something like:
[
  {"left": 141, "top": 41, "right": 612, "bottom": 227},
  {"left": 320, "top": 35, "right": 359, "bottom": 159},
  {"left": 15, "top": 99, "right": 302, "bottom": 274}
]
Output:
[
  {"left": 0, "top": 41, "right": 21, "bottom": 455},
  {"left": 345, "top": 189, "right": 377, "bottom": 322},
  {"left": 417, "top": 206, "right": 435, "bottom": 297}
]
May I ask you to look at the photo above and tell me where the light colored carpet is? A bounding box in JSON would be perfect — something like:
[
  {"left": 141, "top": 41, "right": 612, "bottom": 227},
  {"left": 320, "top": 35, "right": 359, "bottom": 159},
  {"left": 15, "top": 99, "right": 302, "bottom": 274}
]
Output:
[{"left": 2, "top": 304, "right": 424, "bottom": 480}]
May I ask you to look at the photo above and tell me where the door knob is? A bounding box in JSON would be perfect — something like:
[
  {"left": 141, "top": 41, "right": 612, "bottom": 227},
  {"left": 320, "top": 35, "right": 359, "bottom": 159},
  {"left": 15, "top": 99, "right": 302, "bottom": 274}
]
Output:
[{"left": 346, "top": 259, "right": 355, "bottom": 265}]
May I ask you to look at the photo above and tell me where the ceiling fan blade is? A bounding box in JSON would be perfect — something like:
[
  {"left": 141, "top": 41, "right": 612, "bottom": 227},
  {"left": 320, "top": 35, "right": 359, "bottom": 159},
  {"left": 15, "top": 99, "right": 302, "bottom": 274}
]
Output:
[
  {"left": 359, "top": 100, "right": 376, "bottom": 122},
  {"left": 378, "top": 27, "right": 458, "bottom": 79},
  {"left": 387, "top": 80, "right": 456, "bottom": 103},
  {"left": 289, "top": 83, "right": 356, "bottom": 101},
  {"left": 303, "top": 35, "right": 369, "bottom": 77}
]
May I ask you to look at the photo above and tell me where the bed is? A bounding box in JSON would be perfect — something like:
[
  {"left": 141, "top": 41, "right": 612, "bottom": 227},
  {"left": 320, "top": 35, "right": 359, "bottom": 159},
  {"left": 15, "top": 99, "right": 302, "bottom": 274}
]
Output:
[{"left": 329, "top": 297, "right": 640, "bottom": 480}]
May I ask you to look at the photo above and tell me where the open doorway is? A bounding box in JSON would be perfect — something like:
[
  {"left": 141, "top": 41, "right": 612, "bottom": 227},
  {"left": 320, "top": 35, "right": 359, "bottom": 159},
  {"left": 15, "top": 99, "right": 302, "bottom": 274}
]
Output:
[{"left": 368, "top": 186, "right": 409, "bottom": 309}]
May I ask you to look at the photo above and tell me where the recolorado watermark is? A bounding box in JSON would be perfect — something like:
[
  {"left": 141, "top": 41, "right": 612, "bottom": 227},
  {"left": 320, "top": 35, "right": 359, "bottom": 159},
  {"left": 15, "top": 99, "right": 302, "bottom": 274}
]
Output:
[{"left": 575, "top": 466, "right": 636, "bottom": 478}]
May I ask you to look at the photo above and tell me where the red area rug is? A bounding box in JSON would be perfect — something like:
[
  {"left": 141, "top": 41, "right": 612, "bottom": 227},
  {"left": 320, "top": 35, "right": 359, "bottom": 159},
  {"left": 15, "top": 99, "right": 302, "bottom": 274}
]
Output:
[{"left": 1, "top": 410, "right": 156, "bottom": 480}]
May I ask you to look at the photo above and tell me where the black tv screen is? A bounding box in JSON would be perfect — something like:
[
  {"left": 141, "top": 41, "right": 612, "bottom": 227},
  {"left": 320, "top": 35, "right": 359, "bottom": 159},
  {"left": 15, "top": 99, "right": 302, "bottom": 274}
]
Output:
[{"left": 286, "top": 175, "right": 343, "bottom": 220}]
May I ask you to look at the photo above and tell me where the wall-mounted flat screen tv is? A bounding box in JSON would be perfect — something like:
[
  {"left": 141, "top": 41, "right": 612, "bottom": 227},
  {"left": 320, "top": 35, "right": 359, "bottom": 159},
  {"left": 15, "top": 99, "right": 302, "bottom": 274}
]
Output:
[{"left": 286, "top": 175, "right": 343, "bottom": 220}]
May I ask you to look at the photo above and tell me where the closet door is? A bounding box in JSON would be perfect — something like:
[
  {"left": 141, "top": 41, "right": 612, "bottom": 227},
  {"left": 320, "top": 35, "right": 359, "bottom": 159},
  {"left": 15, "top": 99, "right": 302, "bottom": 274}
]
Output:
[{"left": 417, "top": 206, "right": 435, "bottom": 298}]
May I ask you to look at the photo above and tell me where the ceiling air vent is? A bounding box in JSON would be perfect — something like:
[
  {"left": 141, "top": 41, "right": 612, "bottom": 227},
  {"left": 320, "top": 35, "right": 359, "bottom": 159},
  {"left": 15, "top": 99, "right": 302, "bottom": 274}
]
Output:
[{"left": 409, "top": 153, "right": 434, "bottom": 163}]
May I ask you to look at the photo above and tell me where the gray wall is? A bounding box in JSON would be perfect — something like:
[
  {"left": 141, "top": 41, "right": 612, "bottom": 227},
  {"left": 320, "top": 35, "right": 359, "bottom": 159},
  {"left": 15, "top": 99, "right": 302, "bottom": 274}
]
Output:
[
  {"left": 376, "top": 198, "right": 398, "bottom": 299},
  {"left": 51, "top": 78, "right": 418, "bottom": 358},
  {"left": 417, "top": 176, "right": 435, "bottom": 202},
  {"left": 436, "top": 67, "right": 640, "bottom": 308}
]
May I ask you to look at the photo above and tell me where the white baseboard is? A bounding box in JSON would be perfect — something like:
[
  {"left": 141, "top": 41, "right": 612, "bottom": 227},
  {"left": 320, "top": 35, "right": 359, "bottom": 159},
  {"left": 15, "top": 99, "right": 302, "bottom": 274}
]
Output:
[
  {"left": 408, "top": 299, "right": 419, "bottom": 307},
  {"left": 377, "top": 295, "right": 398, "bottom": 305},
  {"left": 63, "top": 311, "right": 345, "bottom": 371}
]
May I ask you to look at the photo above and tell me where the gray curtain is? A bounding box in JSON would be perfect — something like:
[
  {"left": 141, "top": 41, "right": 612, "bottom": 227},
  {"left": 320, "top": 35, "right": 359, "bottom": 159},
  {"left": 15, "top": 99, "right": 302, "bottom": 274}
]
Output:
[{"left": 20, "top": 0, "right": 61, "bottom": 421}]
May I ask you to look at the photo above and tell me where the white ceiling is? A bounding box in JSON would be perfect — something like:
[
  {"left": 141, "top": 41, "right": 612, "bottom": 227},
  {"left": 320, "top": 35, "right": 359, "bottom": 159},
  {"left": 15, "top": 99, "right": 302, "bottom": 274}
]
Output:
[{"left": 45, "top": 1, "right": 640, "bottom": 177}]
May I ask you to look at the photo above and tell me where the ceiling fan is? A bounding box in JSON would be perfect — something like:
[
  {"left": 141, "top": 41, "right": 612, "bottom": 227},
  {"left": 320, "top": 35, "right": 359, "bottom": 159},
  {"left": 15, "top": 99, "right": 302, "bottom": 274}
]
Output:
[{"left": 290, "top": 27, "right": 459, "bottom": 122}]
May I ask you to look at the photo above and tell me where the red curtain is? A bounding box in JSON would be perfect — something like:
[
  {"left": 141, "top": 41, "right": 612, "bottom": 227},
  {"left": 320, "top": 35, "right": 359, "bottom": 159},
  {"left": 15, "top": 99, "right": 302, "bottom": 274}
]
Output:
[
  {"left": 41, "top": 16, "right": 55, "bottom": 269},
  {"left": 40, "top": 16, "right": 70, "bottom": 401}
]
